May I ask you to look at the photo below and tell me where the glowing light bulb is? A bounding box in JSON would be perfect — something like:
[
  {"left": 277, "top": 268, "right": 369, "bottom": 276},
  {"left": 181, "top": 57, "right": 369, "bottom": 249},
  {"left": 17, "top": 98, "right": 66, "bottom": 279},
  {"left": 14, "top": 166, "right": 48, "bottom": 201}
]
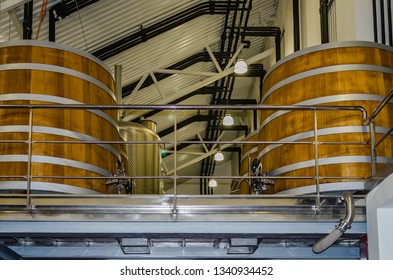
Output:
[
  {"left": 214, "top": 150, "right": 224, "bottom": 161},
  {"left": 208, "top": 179, "right": 217, "bottom": 187},
  {"left": 234, "top": 58, "right": 248, "bottom": 74},
  {"left": 223, "top": 114, "right": 234, "bottom": 126}
]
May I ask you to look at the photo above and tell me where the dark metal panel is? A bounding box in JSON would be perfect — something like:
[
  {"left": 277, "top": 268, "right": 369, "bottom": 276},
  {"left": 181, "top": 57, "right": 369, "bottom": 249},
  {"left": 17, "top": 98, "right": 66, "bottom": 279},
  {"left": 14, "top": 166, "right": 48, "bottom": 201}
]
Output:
[
  {"left": 320, "top": 0, "right": 329, "bottom": 43},
  {"left": 293, "top": 0, "right": 300, "bottom": 51},
  {"left": 22, "top": 1, "right": 33, "bottom": 39}
]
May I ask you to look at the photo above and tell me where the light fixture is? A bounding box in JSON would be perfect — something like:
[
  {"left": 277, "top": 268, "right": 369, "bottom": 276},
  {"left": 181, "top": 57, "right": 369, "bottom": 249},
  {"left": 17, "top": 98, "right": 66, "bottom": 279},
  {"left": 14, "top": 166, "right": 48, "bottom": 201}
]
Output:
[
  {"left": 214, "top": 148, "right": 224, "bottom": 161},
  {"left": 222, "top": 114, "right": 234, "bottom": 126},
  {"left": 234, "top": 58, "right": 248, "bottom": 74},
  {"left": 208, "top": 179, "right": 217, "bottom": 187}
]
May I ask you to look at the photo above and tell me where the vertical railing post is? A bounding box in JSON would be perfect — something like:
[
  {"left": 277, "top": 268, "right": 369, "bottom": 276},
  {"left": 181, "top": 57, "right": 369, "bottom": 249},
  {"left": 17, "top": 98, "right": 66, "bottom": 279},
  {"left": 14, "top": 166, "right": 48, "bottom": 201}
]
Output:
[
  {"left": 173, "top": 110, "right": 178, "bottom": 215},
  {"left": 369, "top": 120, "right": 377, "bottom": 177},
  {"left": 26, "top": 108, "right": 33, "bottom": 211},
  {"left": 313, "top": 110, "right": 321, "bottom": 213},
  {"left": 114, "top": 64, "right": 123, "bottom": 122}
]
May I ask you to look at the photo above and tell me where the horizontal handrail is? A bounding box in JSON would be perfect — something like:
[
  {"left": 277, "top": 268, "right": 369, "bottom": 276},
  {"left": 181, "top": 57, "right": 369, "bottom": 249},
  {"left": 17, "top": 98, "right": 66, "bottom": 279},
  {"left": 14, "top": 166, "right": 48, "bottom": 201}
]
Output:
[{"left": 0, "top": 103, "right": 367, "bottom": 119}]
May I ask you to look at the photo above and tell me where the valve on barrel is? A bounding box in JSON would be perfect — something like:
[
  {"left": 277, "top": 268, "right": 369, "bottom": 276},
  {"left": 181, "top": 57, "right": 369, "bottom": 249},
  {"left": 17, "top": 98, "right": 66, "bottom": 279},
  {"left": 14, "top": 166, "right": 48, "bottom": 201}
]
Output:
[
  {"left": 106, "top": 161, "right": 133, "bottom": 194},
  {"left": 250, "top": 158, "right": 274, "bottom": 194}
]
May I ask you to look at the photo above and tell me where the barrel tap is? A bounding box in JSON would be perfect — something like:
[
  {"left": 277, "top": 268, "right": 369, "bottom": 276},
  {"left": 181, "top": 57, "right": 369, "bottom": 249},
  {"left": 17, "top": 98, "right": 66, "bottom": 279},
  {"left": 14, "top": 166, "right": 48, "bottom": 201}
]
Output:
[
  {"left": 250, "top": 158, "right": 274, "bottom": 194},
  {"left": 106, "top": 161, "right": 132, "bottom": 194}
]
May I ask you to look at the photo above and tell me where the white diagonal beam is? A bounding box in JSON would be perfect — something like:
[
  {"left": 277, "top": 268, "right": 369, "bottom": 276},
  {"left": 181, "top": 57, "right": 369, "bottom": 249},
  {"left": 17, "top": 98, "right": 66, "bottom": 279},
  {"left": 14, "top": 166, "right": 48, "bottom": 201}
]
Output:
[
  {"left": 130, "top": 72, "right": 148, "bottom": 96},
  {"left": 167, "top": 135, "right": 246, "bottom": 175},
  {"left": 123, "top": 47, "right": 275, "bottom": 122},
  {"left": 8, "top": 10, "right": 23, "bottom": 38},
  {"left": 197, "top": 132, "right": 209, "bottom": 153},
  {"left": 224, "top": 44, "right": 245, "bottom": 70},
  {"left": 211, "top": 131, "right": 225, "bottom": 151},
  {"left": 206, "top": 45, "right": 222, "bottom": 73},
  {"left": 154, "top": 69, "right": 215, "bottom": 77},
  {"left": 1, "top": 0, "right": 31, "bottom": 14},
  {"left": 150, "top": 71, "right": 166, "bottom": 100}
]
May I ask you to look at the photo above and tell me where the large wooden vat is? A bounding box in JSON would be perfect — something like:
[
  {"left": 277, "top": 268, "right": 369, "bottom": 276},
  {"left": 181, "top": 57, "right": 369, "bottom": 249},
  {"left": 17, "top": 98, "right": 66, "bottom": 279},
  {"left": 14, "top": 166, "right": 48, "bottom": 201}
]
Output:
[
  {"left": 257, "top": 41, "right": 393, "bottom": 194},
  {"left": 0, "top": 41, "right": 120, "bottom": 194}
]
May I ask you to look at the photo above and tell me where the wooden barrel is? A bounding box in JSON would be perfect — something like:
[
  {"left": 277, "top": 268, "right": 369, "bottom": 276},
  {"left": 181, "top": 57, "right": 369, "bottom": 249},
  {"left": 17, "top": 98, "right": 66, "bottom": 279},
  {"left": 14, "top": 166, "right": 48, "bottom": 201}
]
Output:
[
  {"left": 0, "top": 40, "right": 120, "bottom": 194},
  {"left": 259, "top": 41, "right": 393, "bottom": 194}
]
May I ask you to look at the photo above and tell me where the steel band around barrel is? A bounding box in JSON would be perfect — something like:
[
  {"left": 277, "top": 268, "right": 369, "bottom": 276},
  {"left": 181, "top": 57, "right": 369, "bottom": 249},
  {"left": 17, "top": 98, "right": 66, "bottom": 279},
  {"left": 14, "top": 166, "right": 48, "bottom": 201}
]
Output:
[
  {"left": 0, "top": 155, "right": 112, "bottom": 176},
  {"left": 260, "top": 93, "right": 392, "bottom": 130},
  {"left": 0, "top": 40, "right": 113, "bottom": 76},
  {"left": 0, "top": 125, "right": 120, "bottom": 161},
  {"left": 268, "top": 156, "right": 392, "bottom": 176},
  {"left": 258, "top": 125, "right": 392, "bottom": 159},
  {"left": 277, "top": 182, "right": 366, "bottom": 195},
  {"left": 241, "top": 147, "right": 259, "bottom": 161},
  {"left": 0, "top": 181, "right": 100, "bottom": 194},
  {"left": 262, "top": 64, "right": 393, "bottom": 103},
  {"left": 0, "top": 63, "right": 117, "bottom": 102},
  {"left": 0, "top": 93, "right": 119, "bottom": 131},
  {"left": 264, "top": 41, "right": 393, "bottom": 80}
]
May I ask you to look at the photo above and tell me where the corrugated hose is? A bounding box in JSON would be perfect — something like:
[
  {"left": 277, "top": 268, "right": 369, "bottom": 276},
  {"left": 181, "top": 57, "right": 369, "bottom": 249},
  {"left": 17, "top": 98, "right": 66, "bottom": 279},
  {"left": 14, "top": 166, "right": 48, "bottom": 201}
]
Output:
[{"left": 312, "top": 192, "right": 355, "bottom": 254}]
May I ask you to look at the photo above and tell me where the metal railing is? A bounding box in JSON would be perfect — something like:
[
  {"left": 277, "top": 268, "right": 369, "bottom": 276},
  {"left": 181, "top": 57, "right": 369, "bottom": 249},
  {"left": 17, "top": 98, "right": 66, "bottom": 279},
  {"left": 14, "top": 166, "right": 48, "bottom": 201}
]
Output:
[
  {"left": 364, "top": 88, "right": 393, "bottom": 176},
  {"left": 0, "top": 101, "right": 387, "bottom": 215}
]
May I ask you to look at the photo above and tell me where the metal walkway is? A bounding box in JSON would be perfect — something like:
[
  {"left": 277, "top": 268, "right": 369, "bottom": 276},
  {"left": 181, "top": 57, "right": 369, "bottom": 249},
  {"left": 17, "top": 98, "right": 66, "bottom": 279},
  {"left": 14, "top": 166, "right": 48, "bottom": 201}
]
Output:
[{"left": 0, "top": 194, "right": 367, "bottom": 259}]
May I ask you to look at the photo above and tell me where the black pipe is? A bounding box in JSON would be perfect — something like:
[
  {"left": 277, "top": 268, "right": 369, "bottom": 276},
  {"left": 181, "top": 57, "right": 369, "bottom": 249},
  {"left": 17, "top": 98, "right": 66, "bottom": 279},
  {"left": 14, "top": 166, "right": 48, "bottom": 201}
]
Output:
[
  {"left": 320, "top": 0, "right": 329, "bottom": 43},
  {"left": 275, "top": 33, "right": 281, "bottom": 61},
  {"left": 253, "top": 110, "right": 257, "bottom": 131},
  {"left": 381, "top": 0, "right": 386, "bottom": 44},
  {"left": 373, "top": 0, "right": 378, "bottom": 42},
  {"left": 293, "top": 0, "right": 300, "bottom": 51},
  {"left": 259, "top": 67, "right": 266, "bottom": 102},
  {"left": 48, "top": 0, "right": 100, "bottom": 42},
  {"left": 49, "top": 8, "right": 56, "bottom": 42},
  {"left": 239, "top": 27, "right": 281, "bottom": 61},
  {"left": 93, "top": 1, "right": 240, "bottom": 60},
  {"left": 387, "top": 0, "right": 393, "bottom": 47},
  {"left": 202, "top": 0, "right": 232, "bottom": 184},
  {"left": 23, "top": 1, "right": 33, "bottom": 39},
  {"left": 200, "top": 0, "right": 244, "bottom": 192}
]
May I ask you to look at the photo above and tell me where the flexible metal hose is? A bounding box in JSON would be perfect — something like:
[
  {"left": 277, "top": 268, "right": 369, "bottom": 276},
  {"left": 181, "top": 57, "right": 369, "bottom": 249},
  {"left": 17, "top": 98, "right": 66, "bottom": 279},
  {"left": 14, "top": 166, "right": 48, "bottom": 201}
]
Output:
[{"left": 312, "top": 192, "right": 355, "bottom": 254}]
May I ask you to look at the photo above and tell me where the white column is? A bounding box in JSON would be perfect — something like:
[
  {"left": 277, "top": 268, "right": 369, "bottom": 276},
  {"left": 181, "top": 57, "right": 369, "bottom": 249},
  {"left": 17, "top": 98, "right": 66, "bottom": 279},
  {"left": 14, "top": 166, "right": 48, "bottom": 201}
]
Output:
[{"left": 367, "top": 173, "right": 393, "bottom": 259}]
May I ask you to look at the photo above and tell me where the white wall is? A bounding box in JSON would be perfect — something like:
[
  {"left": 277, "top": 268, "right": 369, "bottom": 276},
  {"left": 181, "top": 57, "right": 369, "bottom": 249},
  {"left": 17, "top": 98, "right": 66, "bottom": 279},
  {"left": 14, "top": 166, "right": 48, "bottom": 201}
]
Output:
[
  {"left": 335, "top": 0, "right": 357, "bottom": 41},
  {"left": 267, "top": 0, "right": 375, "bottom": 63},
  {"left": 367, "top": 173, "right": 393, "bottom": 259},
  {"left": 335, "top": 0, "right": 374, "bottom": 42},
  {"left": 300, "top": 0, "right": 321, "bottom": 49},
  {"left": 276, "top": 0, "right": 294, "bottom": 56},
  {"left": 354, "top": 0, "right": 374, "bottom": 41}
]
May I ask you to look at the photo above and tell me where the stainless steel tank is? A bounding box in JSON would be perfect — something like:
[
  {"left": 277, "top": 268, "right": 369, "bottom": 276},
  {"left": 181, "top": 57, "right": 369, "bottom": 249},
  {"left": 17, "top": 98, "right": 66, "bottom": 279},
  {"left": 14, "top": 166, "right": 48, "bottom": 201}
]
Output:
[{"left": 119, "top": 120, "right": 163, "bottom": 194}]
